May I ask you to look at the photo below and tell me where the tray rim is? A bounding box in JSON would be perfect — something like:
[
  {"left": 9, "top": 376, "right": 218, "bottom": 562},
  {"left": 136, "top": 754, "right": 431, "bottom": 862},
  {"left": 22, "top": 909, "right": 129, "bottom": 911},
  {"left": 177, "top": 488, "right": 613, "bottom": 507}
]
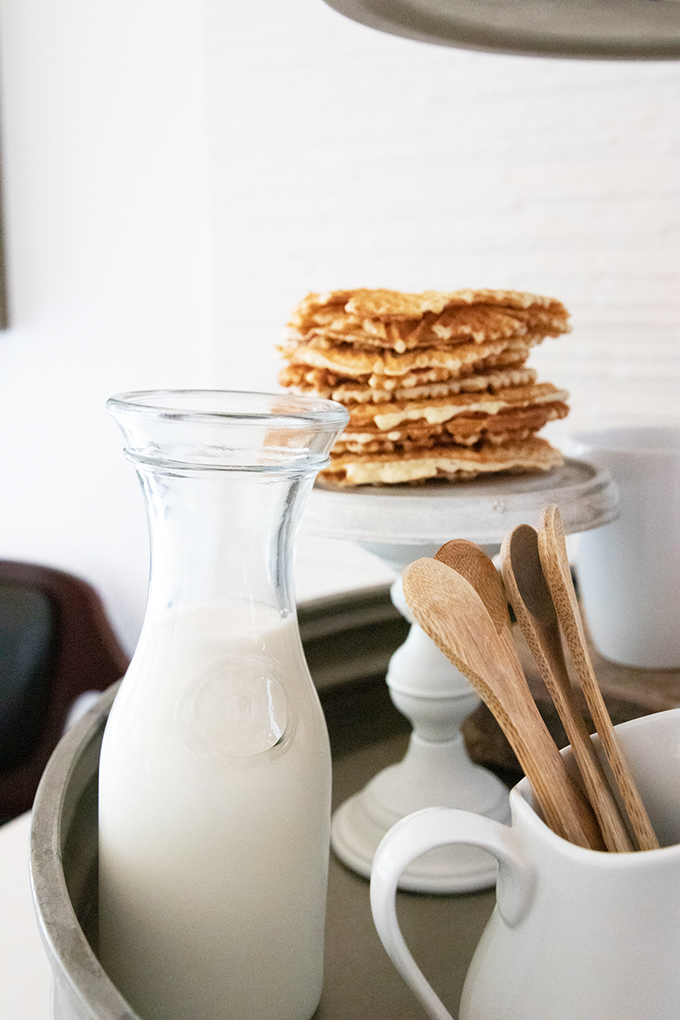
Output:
[
  {"left": 29, "top": 683, "right": 137, "bottom": 1020},
  {"left": 321, "top": 0, "right": 680, "bottom": 59}
]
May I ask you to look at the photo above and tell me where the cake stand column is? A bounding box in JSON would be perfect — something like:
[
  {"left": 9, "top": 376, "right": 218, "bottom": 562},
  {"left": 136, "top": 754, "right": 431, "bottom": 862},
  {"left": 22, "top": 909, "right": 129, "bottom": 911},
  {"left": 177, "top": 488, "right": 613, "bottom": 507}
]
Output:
[
  {"left": 303, "top": 460, "right": 619, "bottom": 893},
  {"left": 331, "top": 550, "right": 511, "bottom": 893}
]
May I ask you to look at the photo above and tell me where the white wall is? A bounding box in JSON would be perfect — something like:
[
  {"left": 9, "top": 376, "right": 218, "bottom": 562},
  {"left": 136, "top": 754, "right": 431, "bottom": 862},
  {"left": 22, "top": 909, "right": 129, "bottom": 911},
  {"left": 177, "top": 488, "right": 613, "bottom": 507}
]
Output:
[
  {"left": 0, "top": 0, "right": 214, "bottom": 651},
  {"left": 0, "top": 0, "right": 678, "bottom": 653},
  {"left": 206, "top": 0, "right": 680, "bottom": 441}
]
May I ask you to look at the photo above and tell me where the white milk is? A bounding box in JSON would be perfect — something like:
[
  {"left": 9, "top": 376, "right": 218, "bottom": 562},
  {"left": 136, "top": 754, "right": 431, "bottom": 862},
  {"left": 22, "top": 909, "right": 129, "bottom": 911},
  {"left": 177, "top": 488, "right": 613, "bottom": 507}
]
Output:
[{"left": 98, "top": 603, "right": 332, "bottom": 1020}]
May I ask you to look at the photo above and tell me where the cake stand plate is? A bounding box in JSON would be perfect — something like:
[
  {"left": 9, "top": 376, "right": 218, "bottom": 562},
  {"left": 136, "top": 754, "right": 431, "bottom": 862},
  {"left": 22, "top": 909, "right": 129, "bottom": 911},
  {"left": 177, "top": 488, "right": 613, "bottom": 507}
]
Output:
[
  {"left": 304, "top": 459, "right": 619, "bottom": 892},
  {"left": 305, "top": 458, "right": 618, "bottom": 560}
]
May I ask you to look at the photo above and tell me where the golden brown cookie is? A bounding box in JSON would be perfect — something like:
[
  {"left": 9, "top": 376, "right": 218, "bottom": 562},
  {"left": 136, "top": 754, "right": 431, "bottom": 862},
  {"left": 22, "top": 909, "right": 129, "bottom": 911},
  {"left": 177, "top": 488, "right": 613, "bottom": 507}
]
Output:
[
  {"left": 286, "top": 288, "right": 569, "bottom": 355},
  {"left": 346, "top": 382, "right": 568, "bottom": 431},
  {"left": 334, "top": 402, "right": 568, "bottom": 454},
  {"left": 320, "top": 436, "right": 564, "bottom": 486},
  {"left": 286, "top": 303, "right": 569, "bottom": 353},
  {"left": 279, "top": 287, "right": 571, "bottom": 488},
  {"left": 291, "top": 288, "right": 567, "bottom": 324},
  {"left": 278, "top": 337, "right": 536, "bottom": 380},
  {"left": 278, "top": 363, "right": 537, "bottom": 404}
]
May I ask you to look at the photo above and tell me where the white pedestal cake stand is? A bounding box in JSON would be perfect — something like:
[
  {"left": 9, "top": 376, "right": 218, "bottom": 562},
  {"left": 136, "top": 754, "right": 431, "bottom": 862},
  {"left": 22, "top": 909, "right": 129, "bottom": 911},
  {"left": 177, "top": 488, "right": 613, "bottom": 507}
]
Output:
[{"left": 303, "top": 458, "right": 619, "bottom": 893}]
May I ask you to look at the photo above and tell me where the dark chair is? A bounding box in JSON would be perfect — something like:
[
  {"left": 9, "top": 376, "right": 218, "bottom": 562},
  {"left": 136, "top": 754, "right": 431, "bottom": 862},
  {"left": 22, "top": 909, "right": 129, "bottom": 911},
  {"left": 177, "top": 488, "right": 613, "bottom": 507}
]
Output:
[{"left": 0, "top": 561, "right": 129, "bottom": 823}]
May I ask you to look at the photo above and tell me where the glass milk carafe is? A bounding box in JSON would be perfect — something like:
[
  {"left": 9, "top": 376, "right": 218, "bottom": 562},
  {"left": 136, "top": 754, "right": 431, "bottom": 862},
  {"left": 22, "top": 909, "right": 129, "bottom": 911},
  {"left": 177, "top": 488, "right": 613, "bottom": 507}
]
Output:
[{"left": 98, "top": 390, "right": 348, "bottom": 1020}]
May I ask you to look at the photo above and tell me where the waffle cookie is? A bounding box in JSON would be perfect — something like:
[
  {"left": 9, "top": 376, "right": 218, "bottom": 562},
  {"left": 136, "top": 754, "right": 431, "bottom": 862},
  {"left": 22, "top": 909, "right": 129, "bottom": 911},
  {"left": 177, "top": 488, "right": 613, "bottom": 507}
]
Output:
[
  {"left": 324, "top": 437, "right": 564, "bottom": 486},
  {"left": 279, "top": 362, "right": 537, "bottom": 404},
  {"left": 287, "top": 289, "right": 569, "bottom": 353},
  {"left": 278, "top": 287, "right": 571, "bottom": 486}
]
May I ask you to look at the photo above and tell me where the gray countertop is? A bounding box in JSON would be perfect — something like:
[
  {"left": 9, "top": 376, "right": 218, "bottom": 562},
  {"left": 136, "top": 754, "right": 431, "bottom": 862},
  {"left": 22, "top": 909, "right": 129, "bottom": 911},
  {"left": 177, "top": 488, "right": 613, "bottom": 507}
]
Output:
[{"left": 320, "top": 724, "right": 496, "bottom": 1019}]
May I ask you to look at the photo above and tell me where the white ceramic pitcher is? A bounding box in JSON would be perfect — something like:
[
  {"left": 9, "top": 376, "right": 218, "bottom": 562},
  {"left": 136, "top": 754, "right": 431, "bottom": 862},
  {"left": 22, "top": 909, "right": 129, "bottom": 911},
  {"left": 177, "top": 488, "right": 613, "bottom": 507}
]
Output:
[{"left": 370, "top": 709, "right": 680, "bottom": 1020}]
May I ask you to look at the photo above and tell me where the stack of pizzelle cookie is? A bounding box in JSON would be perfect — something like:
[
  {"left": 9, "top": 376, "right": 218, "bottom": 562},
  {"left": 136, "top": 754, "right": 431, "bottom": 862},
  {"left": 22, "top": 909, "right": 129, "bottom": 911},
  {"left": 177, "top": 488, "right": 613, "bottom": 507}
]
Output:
[{"left": 278, "top": 287, "right": 570, "bottom": 486}]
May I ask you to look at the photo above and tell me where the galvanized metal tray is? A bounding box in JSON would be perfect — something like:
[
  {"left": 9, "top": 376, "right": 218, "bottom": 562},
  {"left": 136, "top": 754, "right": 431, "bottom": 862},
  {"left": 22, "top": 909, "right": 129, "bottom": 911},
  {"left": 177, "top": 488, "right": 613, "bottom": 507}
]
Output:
[
  {"left": 30, "top": 585, "right": 679, "bottom": 1019},
  {"left": 29, "top": 590, "right": 494, "bottom": 1020}
]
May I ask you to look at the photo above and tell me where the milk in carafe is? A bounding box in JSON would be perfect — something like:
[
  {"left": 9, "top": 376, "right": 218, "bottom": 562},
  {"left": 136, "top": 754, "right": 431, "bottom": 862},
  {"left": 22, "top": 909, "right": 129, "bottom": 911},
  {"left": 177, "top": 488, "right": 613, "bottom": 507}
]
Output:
[{"left": 99, "top": 602, "right": 330, "bottom": 1020}]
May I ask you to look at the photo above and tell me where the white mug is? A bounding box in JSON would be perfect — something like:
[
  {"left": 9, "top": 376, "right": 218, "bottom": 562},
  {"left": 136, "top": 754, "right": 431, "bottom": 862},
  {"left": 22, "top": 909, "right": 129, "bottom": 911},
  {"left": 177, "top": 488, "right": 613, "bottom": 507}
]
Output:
[
  {"left": 564, "top": 426, "right": 680, "bottom": 669},
  {"left": 370, "top": 708, "right": 680, "bottom": 1020}
]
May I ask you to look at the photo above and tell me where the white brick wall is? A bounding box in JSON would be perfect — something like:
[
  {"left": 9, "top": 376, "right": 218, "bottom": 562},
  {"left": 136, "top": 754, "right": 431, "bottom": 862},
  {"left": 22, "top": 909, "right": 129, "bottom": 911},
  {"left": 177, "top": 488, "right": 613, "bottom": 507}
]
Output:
[{"left": 206, "top": 0, "right": 680, "bottom": 442}]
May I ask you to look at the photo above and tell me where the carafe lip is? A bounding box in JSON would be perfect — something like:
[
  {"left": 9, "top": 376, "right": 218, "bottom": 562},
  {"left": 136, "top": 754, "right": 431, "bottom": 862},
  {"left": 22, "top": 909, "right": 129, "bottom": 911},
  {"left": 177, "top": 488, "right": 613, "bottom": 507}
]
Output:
[
  {"left": 107, "top": 389, "right": 349, "bottom": 472},
  {"left": 107, "top": 389, "right": 348, "bottom": 428}
]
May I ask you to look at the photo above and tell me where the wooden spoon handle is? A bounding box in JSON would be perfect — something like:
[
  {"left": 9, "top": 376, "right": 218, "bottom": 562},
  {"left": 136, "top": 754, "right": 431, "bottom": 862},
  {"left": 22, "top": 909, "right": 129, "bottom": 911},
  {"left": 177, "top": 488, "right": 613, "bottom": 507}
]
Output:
[
  {"left": 519, "top": 614, "right": 632, "bottom": 853},
  {"left": 539, "top": 505, "right": 659, "bottom": 851},
  {"left": 501, "top": 529, "right": 633, "bottom": 853},
  {"left": 499, "top": 680, "right": 605, "bottom": 851},
  {"left": 403, "top": 558, "right": 604, "bottom": 851}
]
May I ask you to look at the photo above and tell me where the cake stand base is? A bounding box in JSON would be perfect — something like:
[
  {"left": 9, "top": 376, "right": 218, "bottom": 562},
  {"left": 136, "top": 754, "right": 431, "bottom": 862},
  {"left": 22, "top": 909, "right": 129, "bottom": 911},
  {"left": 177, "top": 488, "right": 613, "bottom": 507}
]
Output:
[{"left": 332, "top": 733, "right": 510, "bottom": 892}]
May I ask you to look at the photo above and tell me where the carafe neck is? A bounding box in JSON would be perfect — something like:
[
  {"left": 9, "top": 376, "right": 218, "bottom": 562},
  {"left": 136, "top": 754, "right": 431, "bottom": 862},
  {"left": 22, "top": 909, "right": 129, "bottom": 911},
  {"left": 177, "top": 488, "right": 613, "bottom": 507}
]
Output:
[
  {"left": 137, "top": 465, "right": 313, "bottom": 621},
  {"left": 107, "top": 389, "right": 348, "bottom": 626}
]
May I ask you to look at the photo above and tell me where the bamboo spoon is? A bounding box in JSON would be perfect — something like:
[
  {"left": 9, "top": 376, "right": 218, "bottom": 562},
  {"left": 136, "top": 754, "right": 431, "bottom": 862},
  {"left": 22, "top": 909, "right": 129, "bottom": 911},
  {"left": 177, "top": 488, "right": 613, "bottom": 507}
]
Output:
[
  {"left": 501, "top": 524, "right": 633, "bottom": 853},
  {"left": 538, "top": 504, "right": 659, "bottom": 851},
  {"left": 435, "top": 540, "right": 514, "bottom": 651},
  {"left": 403, "top": 557, "right": 605, "bottom": 851}
]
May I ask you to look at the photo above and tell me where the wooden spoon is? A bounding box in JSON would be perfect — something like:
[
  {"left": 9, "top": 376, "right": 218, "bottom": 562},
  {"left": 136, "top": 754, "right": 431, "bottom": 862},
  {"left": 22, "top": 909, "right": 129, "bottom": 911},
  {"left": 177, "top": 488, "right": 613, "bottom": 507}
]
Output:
[
  {"left": 501, "top": 524, "right": 633, "bottom": 853},
  {"left": 435, "top": 540, "right": 513, "bottom": 649},
  {"left": 403, "top": 557, "right": 605, "bottom": 851},
  {"left": 538, "top": 504, "right": 659, "bottom": 851}
]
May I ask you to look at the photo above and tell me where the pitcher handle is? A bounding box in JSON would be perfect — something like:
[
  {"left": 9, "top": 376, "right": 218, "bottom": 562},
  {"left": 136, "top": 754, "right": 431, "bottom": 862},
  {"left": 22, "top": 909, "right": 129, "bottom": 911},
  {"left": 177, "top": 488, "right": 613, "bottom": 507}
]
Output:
[{"left": 370, "top": 806, "right": 534, "bottom": 1020}]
